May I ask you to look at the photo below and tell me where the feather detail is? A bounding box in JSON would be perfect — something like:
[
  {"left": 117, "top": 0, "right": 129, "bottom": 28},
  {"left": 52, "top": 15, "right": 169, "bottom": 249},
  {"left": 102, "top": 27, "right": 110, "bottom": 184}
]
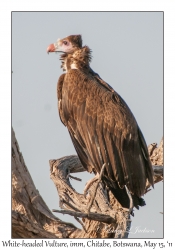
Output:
[{"left": 52, "top": 35, "right": 154, "bottom": 208}]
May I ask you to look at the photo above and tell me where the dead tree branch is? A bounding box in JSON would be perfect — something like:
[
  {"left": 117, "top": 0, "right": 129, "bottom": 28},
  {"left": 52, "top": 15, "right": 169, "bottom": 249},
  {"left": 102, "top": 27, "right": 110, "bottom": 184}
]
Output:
[
  {"left": 12, "top": 127, "right": 163, "bottom": 238},
  {"left": 12, "top": 128, "right": 77, "bottom": 238}
]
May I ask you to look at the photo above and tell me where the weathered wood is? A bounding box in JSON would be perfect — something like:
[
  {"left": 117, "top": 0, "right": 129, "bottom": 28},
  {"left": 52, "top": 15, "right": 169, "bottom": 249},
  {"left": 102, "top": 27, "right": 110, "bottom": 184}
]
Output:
[
  {"left": 12, "top": 128, "right": 78, "bottom": 238},
  {"left": 12, "top": 127, "right": 163, "bottom": 238},
  {"left": 148, "top": 138, "right": 163, "bottom": 166},
  {"left": 49, "top": 157, "right": 130, "bottom": 238},
  {"left": 49, "top": 138, "right": 163, "bottom": 238},
  {"left": 52, "top": 209, "right": 116, "bottom": 224},
  {"left": 146, "top": 138, "right": 163, "bottom": 190}
]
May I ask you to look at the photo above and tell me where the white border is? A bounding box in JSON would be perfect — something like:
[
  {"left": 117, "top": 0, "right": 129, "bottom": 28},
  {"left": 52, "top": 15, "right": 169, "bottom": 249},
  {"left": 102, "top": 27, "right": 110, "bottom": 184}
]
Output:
[{"left": 1, "top": 0, "right": 174, "bottom": 247}]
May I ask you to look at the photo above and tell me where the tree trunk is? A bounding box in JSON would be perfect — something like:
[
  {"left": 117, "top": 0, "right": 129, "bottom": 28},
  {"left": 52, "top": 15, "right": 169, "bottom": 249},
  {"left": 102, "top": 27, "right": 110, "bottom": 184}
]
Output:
[{"left": 12, "top": 128, "right": 163, "bottom": 238}]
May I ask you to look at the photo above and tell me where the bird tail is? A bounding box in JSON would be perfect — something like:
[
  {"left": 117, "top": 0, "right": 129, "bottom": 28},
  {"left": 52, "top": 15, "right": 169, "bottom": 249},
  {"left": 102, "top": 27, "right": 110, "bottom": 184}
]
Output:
[{"left": 103, "top": 177, "right": 146, "bottom": 209}]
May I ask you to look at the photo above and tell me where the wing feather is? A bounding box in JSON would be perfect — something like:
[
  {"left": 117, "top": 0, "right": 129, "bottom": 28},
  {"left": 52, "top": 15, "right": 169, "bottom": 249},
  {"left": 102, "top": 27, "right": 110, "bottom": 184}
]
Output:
[{"left": 58, "top": 69, "right": 153, "bottom": 197}]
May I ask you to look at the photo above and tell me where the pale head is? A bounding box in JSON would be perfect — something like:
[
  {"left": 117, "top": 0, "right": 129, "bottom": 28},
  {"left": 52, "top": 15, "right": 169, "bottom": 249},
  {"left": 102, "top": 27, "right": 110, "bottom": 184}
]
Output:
[{"left": 47, "top": 35, "right": 82, "bottom": 54}]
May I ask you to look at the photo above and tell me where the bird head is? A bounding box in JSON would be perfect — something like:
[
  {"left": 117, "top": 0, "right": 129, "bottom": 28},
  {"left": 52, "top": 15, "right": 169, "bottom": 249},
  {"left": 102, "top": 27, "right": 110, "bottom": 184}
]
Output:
[
  {"left": 47, "top": 35, "right": 82, "bottom": 54},
  {"left": 47, "top": 35, "right": 91, "bottom": 72}
]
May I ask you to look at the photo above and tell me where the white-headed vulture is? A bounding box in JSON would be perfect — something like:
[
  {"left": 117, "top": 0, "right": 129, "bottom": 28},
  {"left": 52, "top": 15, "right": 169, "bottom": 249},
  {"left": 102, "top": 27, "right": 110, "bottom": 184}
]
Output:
[{"left": 47, "top": 35, "right": 154, "bottom": 209}]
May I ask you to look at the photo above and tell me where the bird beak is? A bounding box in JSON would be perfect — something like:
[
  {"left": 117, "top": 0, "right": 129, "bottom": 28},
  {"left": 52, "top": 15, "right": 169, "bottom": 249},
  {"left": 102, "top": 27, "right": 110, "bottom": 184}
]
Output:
[
  {"left": 47, "top": 44, "right": 56, "bottom": 54},
  {"left": 47, "top": 39, "right": 62, "bottom": 54}
]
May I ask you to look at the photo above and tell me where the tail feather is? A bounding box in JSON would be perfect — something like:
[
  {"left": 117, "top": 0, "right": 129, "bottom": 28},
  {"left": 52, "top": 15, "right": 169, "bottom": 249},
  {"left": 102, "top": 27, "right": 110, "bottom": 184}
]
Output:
[{"left": 103, "top": 177, "right": 146, "bottom": 209}]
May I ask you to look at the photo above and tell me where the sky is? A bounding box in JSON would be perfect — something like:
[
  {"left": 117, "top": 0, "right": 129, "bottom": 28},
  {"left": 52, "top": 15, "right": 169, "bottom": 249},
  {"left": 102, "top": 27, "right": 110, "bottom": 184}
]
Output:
[{"left": 12, "top": 12, "right": 163, "bottom": 238}]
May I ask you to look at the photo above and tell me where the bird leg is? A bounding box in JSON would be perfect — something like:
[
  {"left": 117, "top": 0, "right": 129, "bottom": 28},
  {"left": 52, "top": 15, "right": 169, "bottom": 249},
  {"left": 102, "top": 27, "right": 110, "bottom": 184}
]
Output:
[
  {"left": 125, "top": 185, "right": 134, "bottom": 217},
  {"left": 86, "top": 163, "right": 106, "bottom": 213}
]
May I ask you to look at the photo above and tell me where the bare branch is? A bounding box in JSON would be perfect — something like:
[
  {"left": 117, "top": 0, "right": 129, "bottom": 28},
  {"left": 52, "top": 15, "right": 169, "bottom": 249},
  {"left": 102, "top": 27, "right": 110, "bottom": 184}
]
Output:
[
  {"left": 12, "top": 126, "right": 163, "bottom": 239},
  {"left": 52, "top": 209, "right": 116, "bottom": 224}
]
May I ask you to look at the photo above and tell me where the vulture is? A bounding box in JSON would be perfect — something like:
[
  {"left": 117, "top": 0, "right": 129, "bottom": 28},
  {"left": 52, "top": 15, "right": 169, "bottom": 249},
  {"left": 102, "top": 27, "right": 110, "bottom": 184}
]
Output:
[{"left": 47, "top": 35, "right": 154, "bottom": 209}]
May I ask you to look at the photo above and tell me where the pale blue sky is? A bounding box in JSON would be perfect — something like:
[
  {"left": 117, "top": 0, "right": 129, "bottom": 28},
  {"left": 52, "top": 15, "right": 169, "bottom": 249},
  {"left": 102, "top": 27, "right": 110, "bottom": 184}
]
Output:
[{"left": 12, "top": 12, "right": 163, "bottom": 238}]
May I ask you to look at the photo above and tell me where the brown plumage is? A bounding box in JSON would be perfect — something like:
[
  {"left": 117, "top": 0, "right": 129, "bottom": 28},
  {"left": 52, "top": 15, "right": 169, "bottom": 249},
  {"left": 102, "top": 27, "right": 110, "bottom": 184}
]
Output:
[{"left": 47, "top": 35, "right": 154, "bottom": 209}]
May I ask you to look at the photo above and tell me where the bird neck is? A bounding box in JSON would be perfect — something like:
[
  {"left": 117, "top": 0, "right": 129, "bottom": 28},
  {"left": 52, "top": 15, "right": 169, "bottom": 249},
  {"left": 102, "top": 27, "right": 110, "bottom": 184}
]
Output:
[{"left": 60, "top": 46, "right": 92, "bottom": 73}]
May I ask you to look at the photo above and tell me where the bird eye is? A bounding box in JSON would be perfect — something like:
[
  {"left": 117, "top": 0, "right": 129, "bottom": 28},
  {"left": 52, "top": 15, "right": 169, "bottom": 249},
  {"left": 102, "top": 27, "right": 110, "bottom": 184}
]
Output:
[{"left": 63, "top": 41, "right": 68, "bottom": 45}]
